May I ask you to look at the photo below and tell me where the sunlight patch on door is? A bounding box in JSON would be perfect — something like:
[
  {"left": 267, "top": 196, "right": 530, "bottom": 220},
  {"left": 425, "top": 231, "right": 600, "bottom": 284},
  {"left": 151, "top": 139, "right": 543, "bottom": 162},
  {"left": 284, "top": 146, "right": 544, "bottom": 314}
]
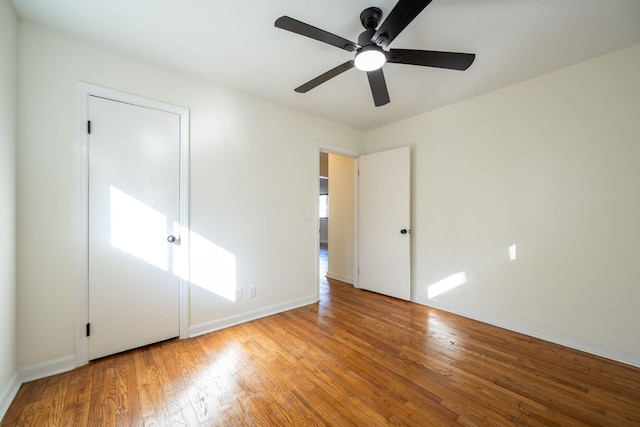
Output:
[
  {"left": 427, "top": 271, "right": 467, "bottom": 299},
  {"left": 110, "top": 186, "right": 168, "bottom": 271},
  {"left": 509, "top": 244, "right": 517, "bottom": 261}
]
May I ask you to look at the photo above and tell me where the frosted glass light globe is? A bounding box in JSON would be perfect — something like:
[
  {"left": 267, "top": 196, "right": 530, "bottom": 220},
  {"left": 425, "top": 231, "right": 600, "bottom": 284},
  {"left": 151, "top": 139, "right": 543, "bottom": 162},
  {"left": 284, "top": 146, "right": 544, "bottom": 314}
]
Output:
[{"left": 354, "top": 47, "right": 386, "bottom": 71}]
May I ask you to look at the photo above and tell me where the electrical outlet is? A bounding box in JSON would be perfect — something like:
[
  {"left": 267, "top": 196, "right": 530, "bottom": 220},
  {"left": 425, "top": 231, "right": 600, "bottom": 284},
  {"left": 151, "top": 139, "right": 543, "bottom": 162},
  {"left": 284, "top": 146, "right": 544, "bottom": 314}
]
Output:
[
  {"left": 235, "top": 288, "right": 243, "bottom": 302},
  {"left": 458, "top": 284, "right": 466, "bottom": 295},
  {"left": 249, "top": 286, "right": 256, "bottom": 298}
]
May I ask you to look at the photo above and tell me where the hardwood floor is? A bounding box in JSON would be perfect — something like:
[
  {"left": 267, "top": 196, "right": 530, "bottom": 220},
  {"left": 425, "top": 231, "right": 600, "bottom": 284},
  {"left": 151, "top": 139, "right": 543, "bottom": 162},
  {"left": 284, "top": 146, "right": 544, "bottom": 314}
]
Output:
[{"left": 3, "top": 277, "right": 640, "bottom": 426}]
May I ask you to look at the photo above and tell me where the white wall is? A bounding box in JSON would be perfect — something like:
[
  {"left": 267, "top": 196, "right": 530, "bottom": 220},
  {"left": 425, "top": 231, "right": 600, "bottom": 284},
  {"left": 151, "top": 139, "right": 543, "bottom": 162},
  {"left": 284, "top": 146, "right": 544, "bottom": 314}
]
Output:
[
  {"left": 16, "top": 21, "right": 364, "bottom": 369},
  {"left": 365, "top": 44, "right": 640, "bottom": 366},
  {"left": 0, "top": 0, "right": 18, "bottom": 417},
  {"left": 327, "top": 154, "right": 355, "bottom": 284},
  {"left": 11, "top": 11, "right": 640, "bottom": 385}
]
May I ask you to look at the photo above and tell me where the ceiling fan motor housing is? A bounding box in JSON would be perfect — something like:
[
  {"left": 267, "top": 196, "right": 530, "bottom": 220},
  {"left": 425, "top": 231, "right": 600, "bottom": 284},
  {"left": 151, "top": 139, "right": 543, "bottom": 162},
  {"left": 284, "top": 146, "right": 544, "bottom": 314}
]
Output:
[
  {"left": 360, "top": 7, "right": 383, "bottom": 30},
  {"left": 360, "top": 7, "right": 387, "bottom": 47}
]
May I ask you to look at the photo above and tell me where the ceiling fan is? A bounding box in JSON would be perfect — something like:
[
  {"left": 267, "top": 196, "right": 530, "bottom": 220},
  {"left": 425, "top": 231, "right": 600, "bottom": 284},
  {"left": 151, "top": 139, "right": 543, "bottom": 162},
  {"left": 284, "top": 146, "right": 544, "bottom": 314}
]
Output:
[{"left": 275, "top": 0, "right": 475, "bottom": 107}]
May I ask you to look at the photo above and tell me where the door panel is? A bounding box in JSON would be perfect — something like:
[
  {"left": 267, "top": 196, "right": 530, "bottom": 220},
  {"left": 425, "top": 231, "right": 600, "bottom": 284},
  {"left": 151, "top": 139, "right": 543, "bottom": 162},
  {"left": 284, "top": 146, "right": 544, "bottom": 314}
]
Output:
[
  {"left": 88, "top": 96, "right": 180, "bottom": 360},
  {"left": 359, "top": 146, "right": 411, "bottom": 300}
]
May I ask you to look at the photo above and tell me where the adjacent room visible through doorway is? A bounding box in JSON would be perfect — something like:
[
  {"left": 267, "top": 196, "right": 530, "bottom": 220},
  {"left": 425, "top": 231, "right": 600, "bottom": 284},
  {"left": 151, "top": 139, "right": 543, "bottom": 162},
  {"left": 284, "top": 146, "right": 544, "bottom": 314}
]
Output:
[{"left": 318, "top": 151, "right": 356, "bottom": 293}]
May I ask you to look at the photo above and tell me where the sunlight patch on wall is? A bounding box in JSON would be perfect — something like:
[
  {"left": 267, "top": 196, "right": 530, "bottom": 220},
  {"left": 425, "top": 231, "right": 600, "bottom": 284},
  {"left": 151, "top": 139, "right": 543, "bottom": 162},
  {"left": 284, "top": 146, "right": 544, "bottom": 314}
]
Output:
[
  {"left": 427, "top": 271, "right": 467, "bottom": 299},
  {"left": 509, "top": 244, "right": 517, "bottom": 261},
  {"left": 190, "top": 229, "right": 237, "bottom": 302}
]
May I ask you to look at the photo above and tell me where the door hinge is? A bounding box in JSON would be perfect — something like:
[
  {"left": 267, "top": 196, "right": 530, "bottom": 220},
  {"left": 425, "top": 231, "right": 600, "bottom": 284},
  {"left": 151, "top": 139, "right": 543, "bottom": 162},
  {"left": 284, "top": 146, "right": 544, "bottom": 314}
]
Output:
[
  {"left": 87, "top": 120, "right": 92, "bottom": 135},
  {"left": 86, "top": 323, "right": 91, "bottom": 337}
]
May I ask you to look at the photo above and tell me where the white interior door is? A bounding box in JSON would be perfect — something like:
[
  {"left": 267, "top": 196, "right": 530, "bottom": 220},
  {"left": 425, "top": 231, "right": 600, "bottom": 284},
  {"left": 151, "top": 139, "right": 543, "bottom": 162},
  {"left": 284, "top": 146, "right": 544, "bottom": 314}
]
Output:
[
  {"left": 88, "top": 95, "right": 180, "bottom": 360},
  {"left": 358, "top": 146, "right": 411, "bottom": 300}
]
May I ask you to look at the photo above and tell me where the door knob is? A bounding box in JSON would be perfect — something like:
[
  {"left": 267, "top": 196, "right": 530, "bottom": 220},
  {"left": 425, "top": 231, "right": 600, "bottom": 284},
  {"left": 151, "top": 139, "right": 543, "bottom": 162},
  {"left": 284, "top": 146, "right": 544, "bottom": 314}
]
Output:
[
  {"left": 400, "top": 229, "right": 409, "bottom": 235},
  {"left": 167, "top": 235, "right": 179, "bottom": 243}
]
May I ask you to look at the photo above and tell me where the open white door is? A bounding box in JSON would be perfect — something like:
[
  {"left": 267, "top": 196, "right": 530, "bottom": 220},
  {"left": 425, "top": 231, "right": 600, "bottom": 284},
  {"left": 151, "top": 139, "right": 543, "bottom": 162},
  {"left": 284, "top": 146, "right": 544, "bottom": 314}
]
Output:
[
  {"left": 88, "top": 96, "right": 181, "bottom": 360},
  {"left": 358, "top": 146, "right": 411, "bottom": 300}
]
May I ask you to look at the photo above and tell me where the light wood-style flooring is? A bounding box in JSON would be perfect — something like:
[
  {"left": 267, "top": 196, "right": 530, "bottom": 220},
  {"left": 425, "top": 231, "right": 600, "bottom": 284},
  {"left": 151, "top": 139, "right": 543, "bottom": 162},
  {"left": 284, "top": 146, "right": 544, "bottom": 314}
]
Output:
[{"left": 3, "top": 275, "right": 640, "bottom": 425}]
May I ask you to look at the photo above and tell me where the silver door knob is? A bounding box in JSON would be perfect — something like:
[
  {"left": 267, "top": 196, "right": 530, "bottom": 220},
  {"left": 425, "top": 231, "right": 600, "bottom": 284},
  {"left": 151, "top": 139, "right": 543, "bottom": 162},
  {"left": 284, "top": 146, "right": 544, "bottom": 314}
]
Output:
[{"left": 167, "top": 235, "right": 178, "bottom": 243}]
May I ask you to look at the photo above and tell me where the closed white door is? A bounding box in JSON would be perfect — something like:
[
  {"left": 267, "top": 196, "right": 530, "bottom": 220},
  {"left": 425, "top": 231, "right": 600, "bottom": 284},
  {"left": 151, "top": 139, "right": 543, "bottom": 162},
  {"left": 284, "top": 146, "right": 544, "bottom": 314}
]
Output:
[
  {"left": 359, "top": 147, "right": 411, "bottom": 300},
  {"left": 88, "top": 95, "right": 180, "bottom": 360}
]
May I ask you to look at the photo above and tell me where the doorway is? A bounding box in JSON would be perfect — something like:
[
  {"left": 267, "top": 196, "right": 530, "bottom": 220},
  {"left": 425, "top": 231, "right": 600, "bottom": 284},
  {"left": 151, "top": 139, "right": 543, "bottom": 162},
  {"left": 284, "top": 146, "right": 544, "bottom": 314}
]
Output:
[
  {"left": 317, "top": 149, "right": 357, "bottom": 293},
  {"left": 319, "top": 154, "right": 329, "bottom": 291},
  {"left": 76, "top": 83, "right": 190, "bottom": 365},
  {"left": 316, "top": 144, "right": 411, "bottom": 302}
]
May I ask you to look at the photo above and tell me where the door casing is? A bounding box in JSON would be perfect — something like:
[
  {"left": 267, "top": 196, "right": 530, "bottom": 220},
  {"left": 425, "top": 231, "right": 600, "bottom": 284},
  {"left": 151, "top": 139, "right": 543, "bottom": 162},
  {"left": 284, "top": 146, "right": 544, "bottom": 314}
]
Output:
[{"left": 75, "top": 82, "right": 190, "bottom": 367}]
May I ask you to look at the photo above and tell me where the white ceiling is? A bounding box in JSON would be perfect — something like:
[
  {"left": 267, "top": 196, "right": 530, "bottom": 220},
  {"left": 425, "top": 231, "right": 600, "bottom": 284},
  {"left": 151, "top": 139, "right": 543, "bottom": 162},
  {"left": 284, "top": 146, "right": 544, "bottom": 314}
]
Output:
[{"left": 10, "top": 0, "right": 640, "bottom": 131}]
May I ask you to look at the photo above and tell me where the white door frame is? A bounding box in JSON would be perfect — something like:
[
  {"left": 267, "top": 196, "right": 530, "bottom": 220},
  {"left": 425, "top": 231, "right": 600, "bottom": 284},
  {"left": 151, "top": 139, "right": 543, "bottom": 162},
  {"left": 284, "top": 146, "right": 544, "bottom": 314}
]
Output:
[
  {"left": 75, "top": 82, "right": 190, "bottom": 366},
  {"left": 315, "top": 143, "right": 361, "bottom": 300}
]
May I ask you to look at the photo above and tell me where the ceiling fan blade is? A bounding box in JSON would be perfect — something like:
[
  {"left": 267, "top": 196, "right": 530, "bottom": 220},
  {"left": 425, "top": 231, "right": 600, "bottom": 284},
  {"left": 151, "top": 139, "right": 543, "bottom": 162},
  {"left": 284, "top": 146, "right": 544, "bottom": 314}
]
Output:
[
  {"left": 387, "top": 49, "right": 476, "bottom": 70},
  {"left": 366, "top": 69, "right": 390, "bottom": 107},
  {"left": 295, "top": 61, "right": 355, "bottom": 93},
  {"left": 372, "top": 0, "right": 433, "bottom": 47},
  {"left": 275, "top": 16, "right": 359, "bottom": 52}
]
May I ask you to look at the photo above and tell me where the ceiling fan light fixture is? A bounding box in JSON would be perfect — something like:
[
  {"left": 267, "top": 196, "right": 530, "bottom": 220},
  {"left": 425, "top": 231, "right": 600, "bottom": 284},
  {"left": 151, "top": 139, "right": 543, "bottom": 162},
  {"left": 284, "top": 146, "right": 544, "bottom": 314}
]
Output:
[
  {"left": 354, "top": 46, "right": 386, "bottom": 71},
  {"left": 276, "top": 2, "right": 476, "bottom": 107}
]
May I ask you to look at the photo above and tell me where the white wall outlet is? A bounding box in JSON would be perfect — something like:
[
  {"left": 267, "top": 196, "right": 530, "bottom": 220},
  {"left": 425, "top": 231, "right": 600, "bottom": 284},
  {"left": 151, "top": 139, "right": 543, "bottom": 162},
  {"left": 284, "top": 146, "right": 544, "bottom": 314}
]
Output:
[
  {"left": 249, "top": 286, "right": 256, "bottom": 298},
  {"left": 458, "top": 284, "right": 466, "bottom": 295},
  {"left": 235, "top": 288, "right": 243, "bottom": 302}
]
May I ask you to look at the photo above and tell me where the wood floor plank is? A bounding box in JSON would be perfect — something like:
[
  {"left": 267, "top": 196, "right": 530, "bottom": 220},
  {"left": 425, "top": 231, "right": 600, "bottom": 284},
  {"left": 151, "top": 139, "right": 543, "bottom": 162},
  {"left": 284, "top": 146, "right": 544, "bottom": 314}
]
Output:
[{"left": 3, "top": 277, "right": 640, "bottom": 426}]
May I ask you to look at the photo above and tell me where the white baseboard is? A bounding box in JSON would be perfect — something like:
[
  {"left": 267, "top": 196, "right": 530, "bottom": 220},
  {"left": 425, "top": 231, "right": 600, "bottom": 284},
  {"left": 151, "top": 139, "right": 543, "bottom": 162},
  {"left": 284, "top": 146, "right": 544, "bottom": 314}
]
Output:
[
  {"left": 189, "top": 296, "right": 318, "bottom": 338},
  {"left": 6, "top": 297, "right": 635, "bottom": 423},
  {"left": 326, "top": 272, "right": 353, "bottom": 284},
  {"left": 3, "top": 296, "right": 319, "bottom": 417},
  {"left": 18, "top": 354, "right": 77, "bottom": 384},
  {"left": 2, "top": 297, "right": 317, "bottom": 418},
  {"left": 0, "top": 354, "right": 78, "bottom": 420},
  {"left": 0, "top": 372, "right": 20, "bottom": 422},
  {"left": 418, "top": 298, "right": 640, "bottom": 369}
]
